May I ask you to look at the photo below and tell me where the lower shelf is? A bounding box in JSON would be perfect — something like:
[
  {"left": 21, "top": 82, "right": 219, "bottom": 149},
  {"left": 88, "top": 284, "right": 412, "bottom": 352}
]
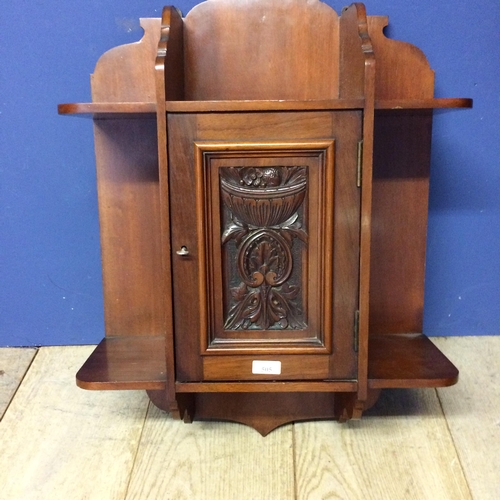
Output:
[
  {"left": 76, "top": 335, "right": 167, "bottom": 390},
  {"left": 76, "top": 333, "right": 458, "bottom": 391},
  {"left": 368, "top": 333, "right": 458, "bottom": 389}
]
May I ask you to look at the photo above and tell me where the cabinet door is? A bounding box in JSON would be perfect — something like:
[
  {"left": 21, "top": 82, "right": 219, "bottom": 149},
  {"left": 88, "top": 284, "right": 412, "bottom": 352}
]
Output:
[{"left": 168, "top": 111, "right": 361, "bottom": 382}]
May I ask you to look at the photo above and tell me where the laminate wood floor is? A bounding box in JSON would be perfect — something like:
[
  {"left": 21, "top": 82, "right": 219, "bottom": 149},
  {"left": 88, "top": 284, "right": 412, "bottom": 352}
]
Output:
[{"left": 0, "top": 337, "right": 497, "bottom": 500}]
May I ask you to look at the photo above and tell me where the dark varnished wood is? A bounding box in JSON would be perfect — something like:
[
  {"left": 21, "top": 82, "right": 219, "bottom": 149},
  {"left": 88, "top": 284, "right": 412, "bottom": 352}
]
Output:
[
  {"left": 76, "top": 336, "right": 166, "bottom": 390},
  {"left": 366, "top": 13, "right": 439, "bottom": 336},
  {"left": 184, "top": 0, "right": 340, "bottom": 101},
  {"left": 202, "top": 355, "right": 332, "bottom": 381},
  {"left": 91, "top": 18, "right": 161, "bottom": 102},
  {"left": 89, "top": 19, "right": 164, "bottom": 337},
  {"left": 345, "top": 2, "right": 375, "bottom": 407},
  {"left": 175, "top": 381, "right": 357, "bottom": 393},
  {"left": 167, "top": 99, "right": 364, "bottom": 112},
  {"left": 57, "top": 102, "right": 156, "bottom": 115},
  {"left": 370, "top": 110, "right": 433, "bottom": 334},
  {"left": 368, "top": 16, "right": 434, "bottom": 101},
  {"left": 368, "top": 334, "right": 459, "bottom": 388},
  {"left": 57, "top": 97, "right": 471, "bottom": 117},
  {"left": 168, "top": 111, "right": 361, "bottom": 382},
  {"left": 187, "top": 388, "right": 380, "bottom": 435},
  {"left": 57, "top": 102, "right": 156, "bottom": 119},
  {"left": 195, "top": 392, "right": 338, "bottom": 436},
  {"left": 155, "top": 6, "right": 185, "bottom": 414},
  {"left": 194, "top": 140, "right": 336, "bottom": 353},
  {"left": 61, "top": 1, "right": 471, "bottom": 434},
  {"left": 70, "top": 335, "right": 447, "bottom": 393},
  {"left": 92, "top": 118, "right": 164, "bottom": 337},
  {"left": 375, "top": 98, "right": 472, "bottom": 109}
]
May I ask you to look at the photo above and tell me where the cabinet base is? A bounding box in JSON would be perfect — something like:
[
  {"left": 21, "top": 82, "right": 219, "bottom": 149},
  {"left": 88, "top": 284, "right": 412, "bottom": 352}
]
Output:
[
  {"left": 78, "top": 333, "right": 458, "bottom": 435},
  {"left": 147, "top": 390, "right": 381, "bottom": 435}
]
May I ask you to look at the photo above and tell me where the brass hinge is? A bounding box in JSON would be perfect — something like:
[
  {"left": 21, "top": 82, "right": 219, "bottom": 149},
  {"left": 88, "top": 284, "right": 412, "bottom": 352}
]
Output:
[
  {"left": 353, "top": 309, "right": 360, "bottom": 352},
  {"left": 356, "top": 140, "right": 363, "bottom": 188}
]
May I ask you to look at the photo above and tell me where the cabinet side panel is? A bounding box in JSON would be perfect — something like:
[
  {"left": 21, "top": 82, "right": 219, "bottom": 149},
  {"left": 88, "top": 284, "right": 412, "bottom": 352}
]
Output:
[
  {"left": 370, "top": 111, "right": 432, "bottom": 334},
  {"left": 94, "top": 119, "right": 164, "bottom": 336},
  {"left": 367, "top": 16, "right": 434, "bottom": 100},
  {"left": 91, "top": 18, "right": 161, "bottom": 102},
  {"left": 366, "top": 15, "right": 435, "bottom": 335},
  {"left": 87, "top": 18, "right": 164, "bottom": 337}
]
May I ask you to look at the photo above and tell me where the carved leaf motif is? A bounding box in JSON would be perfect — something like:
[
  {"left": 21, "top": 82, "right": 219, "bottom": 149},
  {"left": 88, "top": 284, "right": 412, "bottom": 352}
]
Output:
[
  {"left": 224, "top": 282, "right": 305, "bottom": 331},
  {"left": 221, "top": 165, "right": 308, "bottom": 331},
  {"left": 249, "top": 240, "right": 279, "bottom": 278},
  {"left": 222, "top": 167, "right": 244, "bottom": 185},
  {"left": 240, "top": 230, "right": 291, "bottom": 287},
  {"left": 230, "top": 282, "right": 247, "bottom": 301},
  {"left": 225, "top": 288, "right": 262, "bottom": 330},
  {"left": 279, "top": 213, "right": 308, "bottom": 244},
  {"left": 267, "top": 284, "right": 305, "bottom": 330},
  {"left": 281, "top": 166, "right": 307, "bottom": 186},
  {"left": 221, "top": 217, "right": 248, "bottom": 245}
]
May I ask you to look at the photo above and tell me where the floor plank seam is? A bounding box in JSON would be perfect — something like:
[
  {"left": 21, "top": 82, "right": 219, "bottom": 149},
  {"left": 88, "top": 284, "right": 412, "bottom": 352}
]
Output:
[
  {"left": 292, "top": 423, "right": 298, "bottom": 500},
  {"left": 0, "top": 348, "right": 39, "bottom": 422},
  {"left": 123, "top": 399, "right": 152, "bottom": 500},
  {"left": 435, "top": 388, "right": 474, "bottom": 499}
]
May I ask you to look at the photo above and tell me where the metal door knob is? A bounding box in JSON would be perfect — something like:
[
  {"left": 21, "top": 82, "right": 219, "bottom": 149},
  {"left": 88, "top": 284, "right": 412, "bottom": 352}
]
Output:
[{"left": 176, "top": 246, "right": 189, "bottom": 256}]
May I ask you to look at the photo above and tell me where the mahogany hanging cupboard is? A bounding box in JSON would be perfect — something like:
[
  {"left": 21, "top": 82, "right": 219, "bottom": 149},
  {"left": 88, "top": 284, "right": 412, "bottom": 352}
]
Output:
[{"left": 59, "top": 0, "right": 471, "bottom": 435}]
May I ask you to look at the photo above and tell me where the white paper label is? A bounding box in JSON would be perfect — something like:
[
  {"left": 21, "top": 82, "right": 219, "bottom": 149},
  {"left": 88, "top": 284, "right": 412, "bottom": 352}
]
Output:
[{"left": 252, "top": 360, "right": 282, "bottom": 375}]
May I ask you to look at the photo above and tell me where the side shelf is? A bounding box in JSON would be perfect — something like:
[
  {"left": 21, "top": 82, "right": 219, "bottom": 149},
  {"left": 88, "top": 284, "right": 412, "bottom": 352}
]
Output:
[
  {"left": 58, "top": 98, "right": 472, "bottom": 117},
  {"left": 368, "top": 334, "right": 459, "bottom": 389},
  {"left": 76, "top": 336, "right": 167, "bottom": 390},
  {"left": 57, "top": 102, "right": 156, "bottom": 118},
  {"left": 77, "top": 333, "right": 457, "bottom": 392}
]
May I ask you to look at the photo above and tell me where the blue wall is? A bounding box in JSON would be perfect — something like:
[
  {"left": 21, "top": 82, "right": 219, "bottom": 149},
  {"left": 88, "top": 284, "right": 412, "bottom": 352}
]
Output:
[{"left": 1, "top": 0, "right": 499, "bottom": 346}]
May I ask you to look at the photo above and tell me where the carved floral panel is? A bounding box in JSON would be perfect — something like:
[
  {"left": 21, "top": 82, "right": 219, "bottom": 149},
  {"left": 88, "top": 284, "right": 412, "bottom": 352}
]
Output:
[
  {"left": 192, "top": 139, "right": 337, "bottom": 353},
  {"left": 220, "top": 166, "right": 308, "bottom": 331}
]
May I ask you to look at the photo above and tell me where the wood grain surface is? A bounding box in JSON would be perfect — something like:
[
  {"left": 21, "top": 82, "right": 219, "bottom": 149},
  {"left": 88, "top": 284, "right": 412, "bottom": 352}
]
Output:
[
  {"left": 90, "top": 18, "right": 165, "bottom": 339},
  {"left": 294, "top": 389, "right": 471, "bottom": 500},
  {"left": 435, "top": 337, "right": 500, "bottom": 500},
  {"left": 168, "top": 111, "right": 361, "bottom": 382},
  {"left": 184, "top": 0, "right": 339, "bottom": 101},
  {"left": 0, "top": 347, "right": 149, "bottom": 500},
  {"left": 125, "top": 404, "right": 294, "bottom": 499},
  {"left": 0, "top": 348, "right": 37, "bottom": 419},
  {"left": 57, "top": 98, "right": 471, "bottom": 116},
  {"left": 368, "top": 334, "right": 458, "bottom": 388},
  {"left": 59, "top": 0, "right": 473, "bottom": 431},
  {"left": 76, "top": 336, "right": 167, "bottom": 390},
  {"left": 2, "top": 338, "right": 500, "bottom": 499}
]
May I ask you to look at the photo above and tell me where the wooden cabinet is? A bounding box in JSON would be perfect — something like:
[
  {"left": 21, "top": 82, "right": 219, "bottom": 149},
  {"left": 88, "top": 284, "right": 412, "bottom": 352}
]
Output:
[
  {"left": 59, "top": 0, "right": 472, "bottom": 435},
  {"left": 169, "top": 112, "right": 361, "bottom": 384}
]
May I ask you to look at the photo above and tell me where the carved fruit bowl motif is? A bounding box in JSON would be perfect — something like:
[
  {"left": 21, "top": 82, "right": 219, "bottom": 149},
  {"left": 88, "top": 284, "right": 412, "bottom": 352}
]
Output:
[
  {"left": 220, "top": 166, "right": 308, "bottom": 331},
  {"left": 220, "top": 167, "right": 307, "bottom": 228}
]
